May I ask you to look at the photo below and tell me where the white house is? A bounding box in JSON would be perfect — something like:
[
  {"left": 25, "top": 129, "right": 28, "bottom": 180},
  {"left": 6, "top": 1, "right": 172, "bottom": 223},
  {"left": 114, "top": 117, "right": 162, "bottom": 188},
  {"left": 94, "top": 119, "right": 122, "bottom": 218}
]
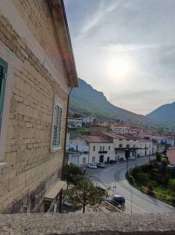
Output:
[
  {"left": 82, "top": 116, "right": 95, "bottom": 127},
  {"left": 68, "top": 118, "right": 83, "bottom": 129},
  {"left": 68, "top": 137, "right": 89, "bottom": 166},
  {"left": 104, "top": 132, "right": 156, "bottom": 161},
  {"left": 67, "top": 132, "right": 158, "bottom": 167},
  {"left": 86, "top": 135, "right": 115, "bottom": 163},
  {"left": 111, "top": 125, "right": 143, "bottom": 136}
]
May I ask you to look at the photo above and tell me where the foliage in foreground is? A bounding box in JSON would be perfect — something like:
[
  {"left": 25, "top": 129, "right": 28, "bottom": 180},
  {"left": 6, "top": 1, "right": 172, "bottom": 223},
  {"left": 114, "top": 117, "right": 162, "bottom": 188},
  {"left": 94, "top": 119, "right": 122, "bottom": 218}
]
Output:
[
  {"left": 63, "top": 163, "right": 107, "bottom": 213},
  {"left": 66, "top": 178, "right": 106, "bottom": 213},
  {"left": 63, "top": 163, "right": 84, "bottom": 188}
]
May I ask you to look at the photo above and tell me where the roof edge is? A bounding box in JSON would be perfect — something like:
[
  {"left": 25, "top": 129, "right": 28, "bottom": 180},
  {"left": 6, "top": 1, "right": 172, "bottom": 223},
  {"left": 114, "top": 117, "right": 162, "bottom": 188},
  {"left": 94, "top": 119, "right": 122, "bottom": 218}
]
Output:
[{"left": 48, "top": 0, "right": 78, "bottom": 87}]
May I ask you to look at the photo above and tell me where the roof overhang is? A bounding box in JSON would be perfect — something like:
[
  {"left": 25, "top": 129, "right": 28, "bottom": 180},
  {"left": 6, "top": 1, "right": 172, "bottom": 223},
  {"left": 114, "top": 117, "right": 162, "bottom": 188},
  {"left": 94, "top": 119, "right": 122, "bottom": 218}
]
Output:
[
  {"left": 47, "top": 0, "right": 78, "bottom": 87},
  {"left": 44, "top": 180, "right": 67, "bottom": 201}
]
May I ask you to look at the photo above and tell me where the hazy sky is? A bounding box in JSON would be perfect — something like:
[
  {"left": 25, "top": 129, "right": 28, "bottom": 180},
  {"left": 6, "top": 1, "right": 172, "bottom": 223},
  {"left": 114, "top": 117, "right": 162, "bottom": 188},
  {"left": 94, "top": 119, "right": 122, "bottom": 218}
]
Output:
[{"left": 64, "top": 0, "right": 175, "bottom": 115}]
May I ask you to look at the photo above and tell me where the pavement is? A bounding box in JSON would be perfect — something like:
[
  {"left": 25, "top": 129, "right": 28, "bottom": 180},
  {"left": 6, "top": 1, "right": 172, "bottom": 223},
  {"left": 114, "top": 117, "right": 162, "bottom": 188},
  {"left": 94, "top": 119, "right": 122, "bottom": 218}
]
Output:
[{"left": 86, "top": 157, "right": 175, "bottom": 215}]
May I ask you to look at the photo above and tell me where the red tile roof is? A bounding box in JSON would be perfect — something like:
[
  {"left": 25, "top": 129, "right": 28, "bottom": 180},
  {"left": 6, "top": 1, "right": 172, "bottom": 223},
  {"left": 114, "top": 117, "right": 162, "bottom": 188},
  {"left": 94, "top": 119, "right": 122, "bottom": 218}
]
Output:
[
  {"left": 167, "top": 148, "right": 175, "bottom": 165},
  {"left": 86, "top": 135, "right": 113, "bottom": 143}
]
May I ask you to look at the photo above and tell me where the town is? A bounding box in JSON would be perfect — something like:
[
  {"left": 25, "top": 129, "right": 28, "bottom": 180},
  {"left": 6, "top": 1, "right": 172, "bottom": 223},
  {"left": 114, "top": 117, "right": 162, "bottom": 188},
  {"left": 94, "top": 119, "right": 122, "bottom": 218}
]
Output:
[
  {"left": 67, "top": 114, "right": 175, "bottom": 167},
  {"left": 0, "top": 0, "right": 175, "bottom": 234}
]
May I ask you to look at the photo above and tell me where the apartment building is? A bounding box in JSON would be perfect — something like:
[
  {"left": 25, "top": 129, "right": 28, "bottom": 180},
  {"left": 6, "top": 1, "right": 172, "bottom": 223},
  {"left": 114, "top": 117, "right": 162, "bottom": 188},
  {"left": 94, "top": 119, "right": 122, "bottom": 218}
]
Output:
[
  {"left": 87, "top": 135, "right": 114, "bottom": 163},
  {"left": 67, "top": 133, "right": 157, "bottom": 167},
  {"left": 112, "top": 125, "right": 146, "bottom": 137},
  {"left": 167, "top": 147, "right": 175, "bottom": 165},
  {"left": 105, "top": 132, "right": 155, "bottom": 160},
  {"left": 0, "top": 0, "right": 77, "bottom": 212},
  {"left": 68, "top": 137, "right": 89, "bottom": 166},
  {"left": 68, "top": 118, "right": 83, "bottom": 129}
]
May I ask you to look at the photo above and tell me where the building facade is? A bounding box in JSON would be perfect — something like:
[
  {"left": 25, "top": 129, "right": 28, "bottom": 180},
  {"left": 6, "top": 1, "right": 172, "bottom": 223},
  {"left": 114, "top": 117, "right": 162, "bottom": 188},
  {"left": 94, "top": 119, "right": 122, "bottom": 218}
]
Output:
[
  {"left": 68, "top": 137, "right": 89, "bottom": 166},
  {"left": 87, "top": 135, "right": 114, "bottom": 164},
  {"left": 111, "top": 125, "right": 144, "bottom": 137},
  {"left": 0, "top": 0, "right": 77, "bottom": 212},
  {"left": 67, "top": 133, "right": 157, "bottom": 167},
  {"left": 68, "top": 118, "right": 83, "bottom": 129},
  {"left": 167, "top": 147, "right": 175, "bottom": 165}
]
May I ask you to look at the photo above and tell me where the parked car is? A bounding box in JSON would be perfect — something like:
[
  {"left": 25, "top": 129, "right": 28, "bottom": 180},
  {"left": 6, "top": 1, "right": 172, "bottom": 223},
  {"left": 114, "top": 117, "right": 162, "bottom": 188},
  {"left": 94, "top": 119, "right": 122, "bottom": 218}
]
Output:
[
  {"left": 119, "top": 158, "right": 125, "bottom": 162},
  {"left": 106, "top": 194, "right": 125, "bottom": 210},
  {"left": 97, "top": 163, "right": 106, "bottom": 168},
  {"left": 109, "top": 160, "right": 117, "bottom": 164},
  {"left": 87, "top": 163, "right": 97, "bottom": 169}
]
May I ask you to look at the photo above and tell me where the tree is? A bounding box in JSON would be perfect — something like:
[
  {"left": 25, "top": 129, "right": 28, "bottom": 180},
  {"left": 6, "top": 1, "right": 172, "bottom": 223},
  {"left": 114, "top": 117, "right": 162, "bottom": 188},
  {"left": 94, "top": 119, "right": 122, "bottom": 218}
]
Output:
[
  {"left": 156, "top": 152, "right": 162, "bottom": 162},
  {"left": 168, "top": 179, "right": 175, "bottom": 192},
  {"left": 63, "top": 163, "right": 84, "bottom": 188},
  {"left": 66, "top": 178, "right": 106, "bottom": 213}
]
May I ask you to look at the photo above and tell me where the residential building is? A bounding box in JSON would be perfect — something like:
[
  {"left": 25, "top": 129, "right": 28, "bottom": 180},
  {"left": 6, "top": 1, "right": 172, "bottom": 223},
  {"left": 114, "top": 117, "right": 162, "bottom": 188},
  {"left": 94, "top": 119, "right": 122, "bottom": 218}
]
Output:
[
  {"left": 167, "top": 147, "right": 175, "bottom": 165},
  {"left": 68, "top": 118, "right": 83, "bottom": 129},
  {"left": 67, "top": 132, "right": 157, "bottom": 166},
  {"left": 68, "top": 137, "right": 89, "bottom": 166},
  {"left": 111, "top": 124, "right": 144, "bottom": 137},
  {"left": 0, "top": 0, "right": 77, "bottom": 213},
  {"left": 105, "top": 132, "right": 155, "bottom": 161},
  {"left": 86, "top": 135, "right": 114, "bottom": 163},
  {"left": 143, "top": 134, "right": 175, "bottom": 147},
  {"left": 95, "top": 120, "right": 110, "bottom": 128},
  {"left": 82, "top": 116, "right": 95, "bottom": 127}
]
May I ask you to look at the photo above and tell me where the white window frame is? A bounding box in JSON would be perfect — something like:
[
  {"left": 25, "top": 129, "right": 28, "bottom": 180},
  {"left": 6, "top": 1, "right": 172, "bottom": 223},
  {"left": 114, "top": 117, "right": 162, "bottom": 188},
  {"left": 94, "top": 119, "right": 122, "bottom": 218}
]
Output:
[
  {"left": 51, "top": 98, "right": 63, "bottom": 152},
  {"left": 0, "top": 56, "right": 12, "bottom": 163}
]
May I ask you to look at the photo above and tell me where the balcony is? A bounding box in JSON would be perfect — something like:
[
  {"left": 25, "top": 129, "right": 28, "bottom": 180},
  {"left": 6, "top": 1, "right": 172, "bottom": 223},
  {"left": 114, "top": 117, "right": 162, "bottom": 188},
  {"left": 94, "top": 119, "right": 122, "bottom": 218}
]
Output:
[{"left": 98, "top": 151, "right": 108, "bottom": 154}]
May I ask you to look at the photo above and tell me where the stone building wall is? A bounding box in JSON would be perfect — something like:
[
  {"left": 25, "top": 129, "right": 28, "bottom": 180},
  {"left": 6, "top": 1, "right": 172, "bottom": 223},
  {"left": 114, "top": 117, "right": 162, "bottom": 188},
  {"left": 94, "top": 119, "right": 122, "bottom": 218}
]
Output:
[
  {"left": 12, "top": 0, "right": 68, "bottom": 90},
  {"left": 0, "top": 0, "right": 71, "bottom": 212}
]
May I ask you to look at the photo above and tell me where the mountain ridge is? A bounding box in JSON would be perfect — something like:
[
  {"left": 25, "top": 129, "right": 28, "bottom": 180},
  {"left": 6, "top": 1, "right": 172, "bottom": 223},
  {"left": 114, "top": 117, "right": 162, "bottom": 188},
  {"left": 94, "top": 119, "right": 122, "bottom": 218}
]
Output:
[
  {"left": 147, "top": 102, "right": 175, "bottom": 127},
  {"left": 70, "top": 79, "right": 152, "bottom": 126}
]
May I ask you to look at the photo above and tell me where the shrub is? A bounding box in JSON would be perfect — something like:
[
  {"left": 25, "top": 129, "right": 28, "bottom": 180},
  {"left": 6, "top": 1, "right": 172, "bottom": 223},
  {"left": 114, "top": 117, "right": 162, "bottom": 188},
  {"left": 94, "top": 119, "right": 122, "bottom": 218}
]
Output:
[
  {"left": 63, "top": 163, "right": 84, "bottom": 187},
  {"left": 146, "top": 184, "right": 155, "bottom": 197},
  {"left": 134, "top": 172, "right": 149, "bottom": 185},
  {"left": 168, "top": 179, "right": 175, "bottom": 192},
  {"left": 156, "top": 152, "right": 162, "bottom": 162}
]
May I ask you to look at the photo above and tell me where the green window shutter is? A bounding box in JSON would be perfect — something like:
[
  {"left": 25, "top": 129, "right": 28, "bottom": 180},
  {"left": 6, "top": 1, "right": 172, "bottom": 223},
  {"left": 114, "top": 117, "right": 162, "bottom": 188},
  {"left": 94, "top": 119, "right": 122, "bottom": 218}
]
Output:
[
  {"left": 52, "top": 105, "right": 62, "bottom": 148},
  {"left": 0, "top": 58, "right": 8, "bottom": 129}
]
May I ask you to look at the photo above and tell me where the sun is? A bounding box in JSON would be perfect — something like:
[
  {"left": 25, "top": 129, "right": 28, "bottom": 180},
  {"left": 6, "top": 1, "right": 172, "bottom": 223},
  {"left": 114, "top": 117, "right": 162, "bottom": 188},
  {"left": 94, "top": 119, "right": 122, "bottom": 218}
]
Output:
[{"left": 105, "top": 54, "right": 136, "bottom": 85}]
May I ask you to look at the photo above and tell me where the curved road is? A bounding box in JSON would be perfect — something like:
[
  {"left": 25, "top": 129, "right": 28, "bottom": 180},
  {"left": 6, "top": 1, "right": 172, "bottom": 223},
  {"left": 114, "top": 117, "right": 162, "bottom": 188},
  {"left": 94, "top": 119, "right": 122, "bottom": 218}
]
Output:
[{"left": 87, "top": 157, "right": 175, "bottom": 214}]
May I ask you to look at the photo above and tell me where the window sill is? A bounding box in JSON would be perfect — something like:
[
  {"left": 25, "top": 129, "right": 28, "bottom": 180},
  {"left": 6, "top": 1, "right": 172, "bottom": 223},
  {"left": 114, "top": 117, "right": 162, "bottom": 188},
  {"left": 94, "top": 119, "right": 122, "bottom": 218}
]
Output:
[
  {"left": 0, "top": 161, "right": 7, "bottom": 175},
  {"left": 51, "top": 146, "right": 62, "bottom": 153}
]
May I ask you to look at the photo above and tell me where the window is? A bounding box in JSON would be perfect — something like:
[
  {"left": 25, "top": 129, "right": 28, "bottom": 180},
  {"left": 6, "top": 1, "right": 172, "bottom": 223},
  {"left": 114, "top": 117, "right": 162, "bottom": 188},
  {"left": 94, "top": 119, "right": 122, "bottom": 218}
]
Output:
[
  {"left": 119, "top": 144, "right": 123, "bottom": 148},
  {"left": 52, "top": 104, "right": 62, "bottom": 149},
  {"left": 108, "top": 146, "right": 111, "bottom": 150},
  {"left": 82, "top": 157, "right": 86, "bottom": 164},
  {"left": 0, "top": 58, "right": 7, "bottom": 131},
  {"left": 93, "top": 145, "right": 96, "bottom": 151},
  {"left": 92, "top": 156, "right": 95, "bottom": 163}
]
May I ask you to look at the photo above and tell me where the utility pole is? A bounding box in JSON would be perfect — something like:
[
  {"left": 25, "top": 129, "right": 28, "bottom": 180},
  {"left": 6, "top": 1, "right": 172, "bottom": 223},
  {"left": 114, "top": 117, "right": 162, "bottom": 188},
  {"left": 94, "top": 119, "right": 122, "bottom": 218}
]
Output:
[{"left": 126, "top": 149, "right": 130, "bottom": 174}]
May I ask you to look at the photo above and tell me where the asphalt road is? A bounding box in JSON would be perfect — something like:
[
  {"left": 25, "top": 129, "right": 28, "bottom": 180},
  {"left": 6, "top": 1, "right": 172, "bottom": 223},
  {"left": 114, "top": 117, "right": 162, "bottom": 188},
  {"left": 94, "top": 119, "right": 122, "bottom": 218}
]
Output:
[{"left": 87, "top": 157, "right": 175, "bottom": 214}]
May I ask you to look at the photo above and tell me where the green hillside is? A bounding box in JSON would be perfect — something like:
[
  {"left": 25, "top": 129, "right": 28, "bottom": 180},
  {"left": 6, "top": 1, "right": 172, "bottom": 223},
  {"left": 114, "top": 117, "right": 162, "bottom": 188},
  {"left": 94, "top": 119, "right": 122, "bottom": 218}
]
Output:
[{"left": 70, "top": 79, "right": 152, "bottom": 126}]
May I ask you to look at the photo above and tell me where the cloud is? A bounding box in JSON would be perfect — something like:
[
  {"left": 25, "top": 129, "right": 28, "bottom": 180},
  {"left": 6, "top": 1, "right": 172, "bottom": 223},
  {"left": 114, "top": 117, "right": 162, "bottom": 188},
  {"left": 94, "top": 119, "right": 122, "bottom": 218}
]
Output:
[
  {"left": 77, "top": 0, "right": 123, "bottom": 40},
  {"left": 64, "top": 0, "right": 175, "bottom": 115}
]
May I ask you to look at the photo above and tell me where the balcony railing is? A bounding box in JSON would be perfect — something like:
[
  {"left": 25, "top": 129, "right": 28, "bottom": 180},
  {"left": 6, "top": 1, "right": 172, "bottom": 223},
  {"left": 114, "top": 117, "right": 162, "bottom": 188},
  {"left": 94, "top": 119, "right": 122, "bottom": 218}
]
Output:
[{"left": 98, "top": 151, "right": 108, "bottom": 154}]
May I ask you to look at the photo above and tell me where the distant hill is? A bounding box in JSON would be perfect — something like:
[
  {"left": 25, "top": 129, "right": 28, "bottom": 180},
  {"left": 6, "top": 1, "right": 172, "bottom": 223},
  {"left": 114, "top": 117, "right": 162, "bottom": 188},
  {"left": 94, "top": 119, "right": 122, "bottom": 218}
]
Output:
[
  {"left": 70, "top": 79, "right": 152, "bottom": 126},
  {"left": 147, "top": 102, "right": 175, "bottom": 127}
]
